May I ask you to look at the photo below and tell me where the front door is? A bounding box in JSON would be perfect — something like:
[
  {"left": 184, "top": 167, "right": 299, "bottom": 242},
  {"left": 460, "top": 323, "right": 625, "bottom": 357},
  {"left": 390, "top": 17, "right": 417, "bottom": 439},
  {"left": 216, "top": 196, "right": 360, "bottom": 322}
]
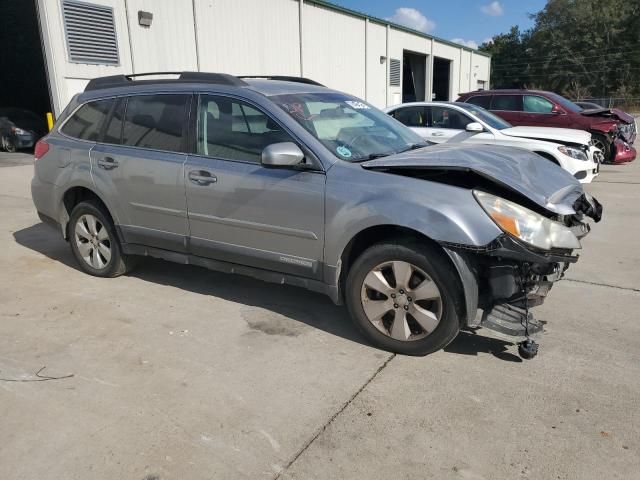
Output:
[
  {"left": 184, "top": 94, "right": 325, "bottom": 279},
  {"left": 90, "top": 94, "right": 191, "bottom": 252}
]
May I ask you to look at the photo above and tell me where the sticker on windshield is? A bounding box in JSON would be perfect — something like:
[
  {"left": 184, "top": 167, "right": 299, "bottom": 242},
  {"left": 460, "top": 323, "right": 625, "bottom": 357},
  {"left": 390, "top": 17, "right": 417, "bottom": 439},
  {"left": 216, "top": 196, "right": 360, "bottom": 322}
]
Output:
[
  {"left": 336, "top": 145, "right": 352, "bottom": 158},
  {"left": 345, "top": 100, "right": 370, "bottom": 110}
]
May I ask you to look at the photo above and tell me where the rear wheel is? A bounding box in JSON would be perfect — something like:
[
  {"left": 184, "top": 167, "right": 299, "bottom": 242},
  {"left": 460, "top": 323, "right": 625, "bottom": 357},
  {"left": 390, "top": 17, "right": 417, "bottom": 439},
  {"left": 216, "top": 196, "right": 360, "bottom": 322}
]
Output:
[
  {"left": 590, "top": 134, "right": 612, "bottom": 163},
  {"left": 1, "top": 135, "right": 16, "bottom": 153},
  {"left": 69, "top": 201, "right": 135, "bottom": 277},
  {"left": 345, "top": 241, "right": 462, "bottom": 356}
]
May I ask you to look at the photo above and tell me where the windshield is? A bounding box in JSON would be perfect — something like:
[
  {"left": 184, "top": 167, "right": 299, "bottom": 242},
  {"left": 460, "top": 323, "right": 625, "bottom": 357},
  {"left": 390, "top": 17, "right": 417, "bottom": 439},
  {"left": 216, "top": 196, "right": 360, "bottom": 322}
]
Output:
[
  {"left": 271, "top": 92, "right": 426, "bottom": 161},
  {"left": 455, "top": 103, "right": 512, "bottom": 130},
  {"left": 546, "top": 93, "right": 583, "bottom": 113}
]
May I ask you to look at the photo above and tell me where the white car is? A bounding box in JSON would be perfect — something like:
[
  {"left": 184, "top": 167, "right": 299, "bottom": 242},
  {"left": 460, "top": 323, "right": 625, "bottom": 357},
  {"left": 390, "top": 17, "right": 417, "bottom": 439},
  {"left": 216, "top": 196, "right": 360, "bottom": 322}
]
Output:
[{"left": 385, "top": 102, "right": 601, "bottom": 183}]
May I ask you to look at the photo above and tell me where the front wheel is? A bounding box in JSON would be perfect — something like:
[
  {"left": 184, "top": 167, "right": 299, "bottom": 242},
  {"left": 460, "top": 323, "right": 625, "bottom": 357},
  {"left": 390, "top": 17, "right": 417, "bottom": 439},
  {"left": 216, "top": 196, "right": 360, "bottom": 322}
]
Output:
[
  {"left": 69, "top": 201, "right": 135, "bottom": 277},
  {"left": 590, "top": 134, "right": 612, "bottom": 163},
  {"left": 345, "top": 241, "right": 462, "bottom": 356}
]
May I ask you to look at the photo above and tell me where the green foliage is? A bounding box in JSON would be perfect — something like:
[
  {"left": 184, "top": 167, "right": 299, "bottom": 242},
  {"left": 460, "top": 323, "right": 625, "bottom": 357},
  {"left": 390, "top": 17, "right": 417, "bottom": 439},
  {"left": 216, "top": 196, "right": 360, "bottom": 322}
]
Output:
[{"left": 480, "top": 0, "right": 640, "bottom": 97}]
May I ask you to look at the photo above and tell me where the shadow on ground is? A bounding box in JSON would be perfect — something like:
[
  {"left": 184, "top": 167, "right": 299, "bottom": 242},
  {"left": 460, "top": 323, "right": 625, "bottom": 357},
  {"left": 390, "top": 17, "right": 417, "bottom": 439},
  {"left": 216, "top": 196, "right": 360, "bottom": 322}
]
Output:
[{"left": 14, "top": 222, "right": 523, "bottom": 360}]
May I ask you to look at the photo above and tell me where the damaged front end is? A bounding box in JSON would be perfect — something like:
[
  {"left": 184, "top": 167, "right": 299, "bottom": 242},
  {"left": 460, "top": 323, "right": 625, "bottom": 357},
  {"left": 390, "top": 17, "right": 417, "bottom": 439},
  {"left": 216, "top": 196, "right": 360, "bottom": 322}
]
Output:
[
  {"left": 361, "top": 144, "right": 604, "bottom": 358},
  {"left": 445, "top": 191, "right": 602, "bottom": 356}
]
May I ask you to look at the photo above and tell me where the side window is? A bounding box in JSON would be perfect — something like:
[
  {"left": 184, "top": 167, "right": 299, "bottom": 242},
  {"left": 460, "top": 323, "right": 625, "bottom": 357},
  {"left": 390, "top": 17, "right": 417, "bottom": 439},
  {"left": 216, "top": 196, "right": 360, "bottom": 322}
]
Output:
[
  {"left": 391, "top": 106, "right": 426, "bottom": 127},
  {"left": 102, "top": 98, "right": 125, "bottom": 144},
  {"left": 466, "top": 95, "right": 491, "bottom": 109},
  {"left": 490, "top": 95, "right": 523, "bottom": 111},
  {"left": 430, "top": 107, "right": 473, "bottom": 130},
  {"left": 122, "top": 94, "right": 189, "bottom": 152},
  {"left": 197, "top": 95, "right": 294, "bottom": 163},
  {"left": 524, "top": 95, "right": 554, "bottom": 113},
  {"left": 61, "top": 98, "right": 113, "bottom": 141}
]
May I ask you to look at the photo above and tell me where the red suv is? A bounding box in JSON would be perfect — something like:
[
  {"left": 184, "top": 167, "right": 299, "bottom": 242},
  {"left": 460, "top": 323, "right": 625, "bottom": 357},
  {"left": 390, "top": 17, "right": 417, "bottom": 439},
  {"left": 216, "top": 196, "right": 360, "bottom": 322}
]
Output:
[{"left": 457, "top": 89, "right": 636, "bottom": 164}]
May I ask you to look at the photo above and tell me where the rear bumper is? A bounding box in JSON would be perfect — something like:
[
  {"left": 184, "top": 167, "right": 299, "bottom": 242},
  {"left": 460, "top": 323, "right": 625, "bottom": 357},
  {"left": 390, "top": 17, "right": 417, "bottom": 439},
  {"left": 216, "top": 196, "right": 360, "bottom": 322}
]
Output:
[{"left": 612, "top": 139, "right": 636, "bottom": 163}]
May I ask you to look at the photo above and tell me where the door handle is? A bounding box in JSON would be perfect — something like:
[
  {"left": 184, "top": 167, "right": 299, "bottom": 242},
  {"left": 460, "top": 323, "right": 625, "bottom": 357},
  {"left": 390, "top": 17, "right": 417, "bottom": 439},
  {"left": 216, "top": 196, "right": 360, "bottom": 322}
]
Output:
[
  {"left": 431, "top": 131, "right": 445, "bottom": 137},
  {"left": 188, "top": 170, "right": 217, "bottom": 186},
  {"left": 97, "top": 157, "right": 118, "bottom": 170}
]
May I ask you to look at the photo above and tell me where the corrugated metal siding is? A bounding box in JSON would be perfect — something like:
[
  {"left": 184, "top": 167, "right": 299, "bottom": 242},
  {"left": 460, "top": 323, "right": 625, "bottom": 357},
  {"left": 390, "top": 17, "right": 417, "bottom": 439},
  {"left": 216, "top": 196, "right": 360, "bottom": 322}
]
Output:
[
  {"left": 194, "top": 0, "right": 300, "bottom": 75},
  {"left": 62, "top": 0, "right": 119, "bottom": 65},
  {"left": 303, "top": 2, "right": 365, "bottom": 98},
  {"left": 125, "top": 0, "right": 198, "bottom": 72}
]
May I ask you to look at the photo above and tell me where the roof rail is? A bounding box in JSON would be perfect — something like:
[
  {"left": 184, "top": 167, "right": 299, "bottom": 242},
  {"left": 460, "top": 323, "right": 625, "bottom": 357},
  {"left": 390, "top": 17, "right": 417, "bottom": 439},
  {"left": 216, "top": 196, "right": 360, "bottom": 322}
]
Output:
[
  {"left": 84, "top": 71, "right": 248, "bottom": 91},
  {"left": 239, "top": 75, "right": 325, "bottom": 87}
]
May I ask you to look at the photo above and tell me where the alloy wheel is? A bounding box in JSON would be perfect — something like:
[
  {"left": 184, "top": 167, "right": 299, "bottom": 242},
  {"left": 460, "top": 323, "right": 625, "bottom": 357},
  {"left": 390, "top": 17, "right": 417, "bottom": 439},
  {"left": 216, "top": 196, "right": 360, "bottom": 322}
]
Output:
[
  {"left": 74, "top": 214, "right": 112, "bottom": 269},
  {"left": 360, "top": 260, "right": 442, "bottom": 341},
  {"left": 1, "top": 135, "right": 16, "bottom": 153}
]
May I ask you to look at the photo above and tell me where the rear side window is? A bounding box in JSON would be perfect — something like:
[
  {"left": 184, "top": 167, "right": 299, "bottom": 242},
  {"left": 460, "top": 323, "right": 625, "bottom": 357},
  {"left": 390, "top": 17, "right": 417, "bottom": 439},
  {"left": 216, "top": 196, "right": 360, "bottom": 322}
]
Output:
[
  {"left": 102, "top": 98, "right": 125, "bottom": 144},
  {"left": 523, "top": 95, "right": 554, "bottom": 113},
  {"left": 122, "top": 94, "right": 189, "bottom": 152},
  {"left": 391, "top": 106, "right": 426, "bottom": 127},
  {"left": 61, "top": 98, "right": 113, "bottom": 141},
  {"left": 197, "top": 95, "right": 293, "bottom": 163},
  {"left": 490, "top": 95, "right": 522, "bottom": 111},
  {"left": 466, "top": 95, "right": 491, "bottom": 109}
]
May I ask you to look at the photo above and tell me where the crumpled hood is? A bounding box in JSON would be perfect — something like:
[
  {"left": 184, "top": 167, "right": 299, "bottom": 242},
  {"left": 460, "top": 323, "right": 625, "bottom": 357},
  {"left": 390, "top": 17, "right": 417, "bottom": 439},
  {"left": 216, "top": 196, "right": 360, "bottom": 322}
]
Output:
[
  {"left": 362, "top": 143, "right": 584, "bottom": 215},
  {"left": 501, "top": 126, "right": 591, "bottom": 145},
  {"left": 580, "top": 107, "right": 634, "bottom": 124}
]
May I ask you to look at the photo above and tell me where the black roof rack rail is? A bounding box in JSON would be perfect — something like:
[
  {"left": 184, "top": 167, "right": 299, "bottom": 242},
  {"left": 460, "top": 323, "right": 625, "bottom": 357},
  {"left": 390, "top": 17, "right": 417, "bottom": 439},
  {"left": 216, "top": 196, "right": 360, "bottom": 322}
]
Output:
[
  {"left": 84, "top": 71, "right": 248, "bottom": 91},
  {"left": 239, "top": 75, "right": 325, "bottom": 87}
]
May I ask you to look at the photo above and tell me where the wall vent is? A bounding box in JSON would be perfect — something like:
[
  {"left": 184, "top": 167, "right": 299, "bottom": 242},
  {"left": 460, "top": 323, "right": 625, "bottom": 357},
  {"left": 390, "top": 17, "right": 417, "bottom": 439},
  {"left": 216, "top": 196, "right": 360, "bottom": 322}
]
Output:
[
  {"left": 62, "top": 0, "right": 119, "bottom": 65},
  {"left": 389, "top": 58, "right": 401, "bottom": 86}
]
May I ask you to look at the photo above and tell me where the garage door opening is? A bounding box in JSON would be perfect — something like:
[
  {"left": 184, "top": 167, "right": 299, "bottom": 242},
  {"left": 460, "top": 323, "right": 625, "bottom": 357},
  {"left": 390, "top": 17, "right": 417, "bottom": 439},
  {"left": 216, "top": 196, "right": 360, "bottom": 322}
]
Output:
[
  {"left": 0, "top": 1, "right": 51, "bottom": 122},
  {"left": 432, "top": 57, "right": 451, "bottom": 101},
  {"left": 402, "top": 51, "right": 427, "bottom": 103}
]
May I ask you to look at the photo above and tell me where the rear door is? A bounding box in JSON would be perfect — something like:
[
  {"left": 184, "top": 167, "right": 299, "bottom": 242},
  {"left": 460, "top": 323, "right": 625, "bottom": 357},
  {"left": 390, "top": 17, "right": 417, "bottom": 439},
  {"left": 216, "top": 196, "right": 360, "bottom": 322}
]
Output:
[
  {"left": 489, "top": 94, "right": 523, "bottom": 125},
  {"left": 90, "top": 93, "right": 191, "bottom": 252},
  {"left": 184, "top": 94, "right": 325, "bottom": 279},
  {"left": 388, "top": 106, "right": 429, "bottom": 139}
]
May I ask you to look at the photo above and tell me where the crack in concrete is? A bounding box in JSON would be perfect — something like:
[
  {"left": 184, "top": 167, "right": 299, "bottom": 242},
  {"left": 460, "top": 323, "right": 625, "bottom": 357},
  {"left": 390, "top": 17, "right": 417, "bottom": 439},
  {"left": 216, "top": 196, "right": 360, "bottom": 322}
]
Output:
[
  {"left": 565, "top": 278, "right": 640, "bottom": 293},
  {"left": 273, "top": 353, "right": 396, "bottom": 479}
]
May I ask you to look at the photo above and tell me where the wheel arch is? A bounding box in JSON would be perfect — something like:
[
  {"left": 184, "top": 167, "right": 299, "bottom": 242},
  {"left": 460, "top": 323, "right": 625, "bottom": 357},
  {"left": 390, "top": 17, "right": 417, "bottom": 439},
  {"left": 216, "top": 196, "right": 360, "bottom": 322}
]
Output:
[
  {"left": 335, "top": 224, "right": 476, "bottom": 326},
  {"left": 60, "top": 186, "right": 117, "bottom": 240}
]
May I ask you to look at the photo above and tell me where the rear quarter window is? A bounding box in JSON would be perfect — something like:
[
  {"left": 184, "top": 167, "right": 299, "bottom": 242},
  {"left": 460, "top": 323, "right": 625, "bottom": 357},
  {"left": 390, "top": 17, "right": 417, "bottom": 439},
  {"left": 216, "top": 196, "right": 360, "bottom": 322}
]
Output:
[
  {"left": 466, "top": 95, "right": 491, "bottom": 109},
  {"left": 61, "top": 98, "right": 113, "bottom": 141}
]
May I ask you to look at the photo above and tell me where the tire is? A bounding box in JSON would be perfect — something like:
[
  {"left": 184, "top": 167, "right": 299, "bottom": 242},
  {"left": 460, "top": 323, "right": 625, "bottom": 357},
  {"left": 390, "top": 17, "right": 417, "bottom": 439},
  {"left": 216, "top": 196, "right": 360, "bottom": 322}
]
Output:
[
  {"left": 68, "top": 200, "right": 135, "bottom": 277},
  {"left": 590, "top": 133, "right": 612, "bottom": 163},
  {"left": 1, "top": 135, "right": 16, "bottom": 153},
  {"left": 345, "top": 240, "right": 463, "bottom": 356}
]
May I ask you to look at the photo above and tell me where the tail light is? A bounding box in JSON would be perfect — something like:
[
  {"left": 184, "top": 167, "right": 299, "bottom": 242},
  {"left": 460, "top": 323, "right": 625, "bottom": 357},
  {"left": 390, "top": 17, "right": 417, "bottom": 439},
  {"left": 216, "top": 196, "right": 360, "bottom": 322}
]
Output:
[{"left": 34, "top": 139, "right": 50, "bottom": 161}]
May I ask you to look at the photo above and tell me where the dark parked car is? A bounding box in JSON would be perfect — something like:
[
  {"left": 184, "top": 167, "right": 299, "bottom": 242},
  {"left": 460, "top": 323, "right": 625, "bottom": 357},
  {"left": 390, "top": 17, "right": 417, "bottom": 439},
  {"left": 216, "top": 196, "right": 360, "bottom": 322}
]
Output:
[
  {"left": 0, "top": 108, "right": 47, "bottom": 152},
  {"left": 457, "top": 89, "right": 636, "bottom": 164}
]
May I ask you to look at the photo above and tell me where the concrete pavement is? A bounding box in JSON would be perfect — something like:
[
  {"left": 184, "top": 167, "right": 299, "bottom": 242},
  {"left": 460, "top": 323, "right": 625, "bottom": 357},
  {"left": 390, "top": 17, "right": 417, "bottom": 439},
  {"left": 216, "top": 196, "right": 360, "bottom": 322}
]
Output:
[{"left": 0, "top": 153, "right": 638, "bottom": 479}]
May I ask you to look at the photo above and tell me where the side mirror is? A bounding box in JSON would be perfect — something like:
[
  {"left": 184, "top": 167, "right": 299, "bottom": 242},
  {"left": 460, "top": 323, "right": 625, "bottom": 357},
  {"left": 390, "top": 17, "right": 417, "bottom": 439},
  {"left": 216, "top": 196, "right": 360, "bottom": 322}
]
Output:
[
  {"left": 261, "top": 142, "right": 305, "bottom": 167},
  {"left": 465, "top": 122, "right": 484, "bottom": 133},
  {"left": 551, "top": 105, "right": 565, "bottom": 115}
]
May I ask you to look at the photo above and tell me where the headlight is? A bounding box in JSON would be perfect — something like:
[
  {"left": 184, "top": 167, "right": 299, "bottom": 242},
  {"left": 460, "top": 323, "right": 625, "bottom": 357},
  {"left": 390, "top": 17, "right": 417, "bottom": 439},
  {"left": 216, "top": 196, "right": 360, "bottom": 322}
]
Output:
[
  {"left": 474, "top": 191, "right": 581, "bottom": 251},
  {"left": 558, "top": 145, "right": 587, "bottom": 161},
  {"left": 11, "top": 127, "right": 28, "bottom": 135}
]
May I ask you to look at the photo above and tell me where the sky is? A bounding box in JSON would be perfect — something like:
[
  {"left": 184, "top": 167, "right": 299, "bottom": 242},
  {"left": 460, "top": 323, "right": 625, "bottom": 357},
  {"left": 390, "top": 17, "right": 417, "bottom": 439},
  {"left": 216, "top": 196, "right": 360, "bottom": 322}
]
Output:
[{"left": 327, "top": 0, "right": 547, "bottom": 49}]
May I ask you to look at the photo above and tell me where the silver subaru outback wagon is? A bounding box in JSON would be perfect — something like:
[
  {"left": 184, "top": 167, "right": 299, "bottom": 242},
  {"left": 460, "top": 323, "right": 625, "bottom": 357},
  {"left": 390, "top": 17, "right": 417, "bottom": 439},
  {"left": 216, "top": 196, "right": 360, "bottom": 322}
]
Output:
[{"left": 31, "top": 72, "right": 602, "bottom": 357}]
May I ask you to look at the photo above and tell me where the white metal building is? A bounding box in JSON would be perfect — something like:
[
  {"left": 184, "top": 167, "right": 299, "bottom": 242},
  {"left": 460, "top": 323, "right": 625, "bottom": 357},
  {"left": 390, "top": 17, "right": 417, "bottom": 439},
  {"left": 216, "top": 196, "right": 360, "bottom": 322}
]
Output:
[{"left": 34, "top": 0, "right": 491, "bottom": 116}]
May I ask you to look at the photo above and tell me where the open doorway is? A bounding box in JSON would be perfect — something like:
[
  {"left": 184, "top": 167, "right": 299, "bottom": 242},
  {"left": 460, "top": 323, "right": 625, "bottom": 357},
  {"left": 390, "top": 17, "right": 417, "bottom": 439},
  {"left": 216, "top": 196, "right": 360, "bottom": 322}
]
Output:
[
  {"left": 0, "top": 1, "right": 51, "bottom": 119},
  {"left": 432, "top": 57, "right": 451, "bottom": 101},
  {"left": 402, "top": 51, "right": 427, "bottom": 103}
]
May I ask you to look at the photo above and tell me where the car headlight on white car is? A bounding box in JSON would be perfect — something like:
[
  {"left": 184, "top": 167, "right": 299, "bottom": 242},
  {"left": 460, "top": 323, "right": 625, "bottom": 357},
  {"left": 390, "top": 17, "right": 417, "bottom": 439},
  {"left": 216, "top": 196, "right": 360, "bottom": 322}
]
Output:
[
  {"left": 558, "top": 145, "right": 588, "bottom": 161},
  {"left": 474, "top": 191, "right": 581, "bottom": 251}
]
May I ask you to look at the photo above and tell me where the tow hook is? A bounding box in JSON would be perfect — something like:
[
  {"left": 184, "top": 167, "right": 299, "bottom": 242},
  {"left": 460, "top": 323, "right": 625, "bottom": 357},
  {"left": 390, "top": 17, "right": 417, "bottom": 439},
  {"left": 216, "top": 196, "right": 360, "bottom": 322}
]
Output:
[{"left": 517, "top": 262, "right": 539, "bottom": 360}]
